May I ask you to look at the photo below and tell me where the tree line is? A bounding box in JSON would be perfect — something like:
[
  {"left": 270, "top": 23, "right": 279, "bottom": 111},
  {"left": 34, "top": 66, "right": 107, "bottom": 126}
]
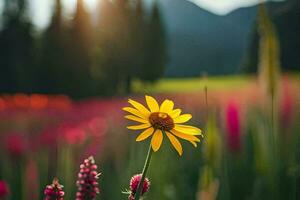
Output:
[{"left": 0, "top": 0, "right": 167, "bottom": 98}]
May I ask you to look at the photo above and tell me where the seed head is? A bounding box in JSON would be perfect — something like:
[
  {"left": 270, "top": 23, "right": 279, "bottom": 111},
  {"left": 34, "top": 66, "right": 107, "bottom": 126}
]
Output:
[
  {"left": 76, "top": 156, "right": 100, "bottom": 200},
  {"left": 44, "top": 178, "right": 64, "bottom": 200}
]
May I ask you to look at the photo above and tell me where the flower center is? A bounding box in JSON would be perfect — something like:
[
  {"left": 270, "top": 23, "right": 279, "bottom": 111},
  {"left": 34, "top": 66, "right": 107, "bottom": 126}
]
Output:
[{"left": 149, "top": 112, "right": 174, "bottom": 131}]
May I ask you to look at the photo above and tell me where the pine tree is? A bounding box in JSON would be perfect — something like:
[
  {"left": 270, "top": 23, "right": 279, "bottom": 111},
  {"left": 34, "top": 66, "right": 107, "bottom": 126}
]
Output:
[
  {"left": 139, "top": 1, "right": 167, "bottom": 82},
  {"left": 66, "top": 0, "right": 94, "bottom": 98},
  {"left": 0, "top": 0, "right": 35, "bottom": 93},
  {"left": 114, "top": 0, "right": 132, "bottom": 94},
  {"left": 97, "top": 0, "right": 132, "bottom": 94},
  {"left": 95, "top": 0, "right": 118, "bottom": 95},
  {"left": 128, "top": 0, "right": 146, "bottom": 93},
  {"left": 97, "top": 0, "right": 166, "bottom": 94},
  {"left": 39, "top": 0, "right": 69, "bottom": 94}
]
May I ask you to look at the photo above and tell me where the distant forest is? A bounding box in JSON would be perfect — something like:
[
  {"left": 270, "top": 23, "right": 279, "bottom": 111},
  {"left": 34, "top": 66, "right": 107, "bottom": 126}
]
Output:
[
  {"left": 0, "top": 0, "right": 299, "bottom": 98},
  {"left": 0, "top": 0, "right": 167, "bottom": 98}
]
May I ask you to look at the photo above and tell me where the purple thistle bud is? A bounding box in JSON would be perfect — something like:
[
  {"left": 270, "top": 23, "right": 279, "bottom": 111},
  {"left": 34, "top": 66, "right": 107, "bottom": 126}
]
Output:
[
  {"left": 44, "top": 178, "right": 64, "bottom": 200},
  {"left": 129, "top": 174, "right": 150, "bottom": 199},
  {"left": 76, "top": 156, "right": 100, "bottom": 200}
]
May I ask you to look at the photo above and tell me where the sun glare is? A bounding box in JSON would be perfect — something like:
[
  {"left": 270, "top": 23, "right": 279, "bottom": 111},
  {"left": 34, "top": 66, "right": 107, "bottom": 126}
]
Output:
[
  {"left": 84, "top": 0, "right": 99, "bottom": 9},
  {"left": 63, "top": 0, "right": 99, "bottom": 10}
]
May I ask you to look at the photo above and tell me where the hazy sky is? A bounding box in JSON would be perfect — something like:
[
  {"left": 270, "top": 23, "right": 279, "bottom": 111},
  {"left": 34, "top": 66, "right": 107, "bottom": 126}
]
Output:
[
  {"left": 2, "top": 0, "right": 279, "bottom": 29},
  {"left": 30, "top": 0, "right": 99, "bottom": 29},
  {"left": 189, "top": 0, "right": 271, "bottom": 15}
]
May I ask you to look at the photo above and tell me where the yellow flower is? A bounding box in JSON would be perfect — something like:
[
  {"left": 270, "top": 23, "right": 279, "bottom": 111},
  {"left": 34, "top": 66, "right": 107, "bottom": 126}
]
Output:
[{"left": 123, "top": 95, "right": 203, "bottom": 156}]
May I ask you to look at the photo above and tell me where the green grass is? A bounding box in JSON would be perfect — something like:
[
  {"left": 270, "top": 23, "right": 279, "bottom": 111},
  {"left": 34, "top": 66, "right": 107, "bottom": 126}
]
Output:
[
  {"left": 132, "top": 75, "right": 254, "bottom": 94},
  {"left": 288, "top": 72, "right": 300, "bottom": 80}
]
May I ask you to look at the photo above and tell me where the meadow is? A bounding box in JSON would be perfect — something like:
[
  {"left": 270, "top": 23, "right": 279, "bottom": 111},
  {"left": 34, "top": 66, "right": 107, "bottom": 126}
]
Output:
[
  {"left": 132, "top": 75, "right": 253, "bottom": 93},
  {"left": 0, "top": 75, "right": 299, "bottom": 200},
  {"left": 1, "top": 0, "right": 300, "bottom": 199}
]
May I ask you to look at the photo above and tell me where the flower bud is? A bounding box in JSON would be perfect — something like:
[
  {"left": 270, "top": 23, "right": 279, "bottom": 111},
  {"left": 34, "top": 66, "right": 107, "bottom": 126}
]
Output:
[
  {"left": 44, "top": 178, "right": 64, "bottom": 200},
  {"left": 129, "top": 174, "right": 150, "bottom": 199},
  {"left": 76, "top": 156, "right": 100, "bottom": 200}
]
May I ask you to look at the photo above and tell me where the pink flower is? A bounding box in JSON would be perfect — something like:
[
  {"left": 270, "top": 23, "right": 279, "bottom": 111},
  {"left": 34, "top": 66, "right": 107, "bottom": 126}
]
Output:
[
  {"left": 87, "top": 117, "right": 107, "bottom": 137},
  {"left": 128, "top": 174, "right": 150, "bottom": 199},
  {"left": 39, "top": 128, "right": 59, "bottom": 148},
  {"left": 44, "top": 178, "right": 64, "bottom": 200},
  {"left": 0, "top": 180, "right": 9, "bottom": 198},
  {"left": 76, "top": 156, "right": 100, "bottom": 200},
  {"left": 280, "top": 77, "right": 293, "bottom": 129},
  {"left": 225, "top": 101, "right": 241, "bottom": 153},
  {"left": 5, "top": 133, "right": 27, "bottom": 157},
  {"left": 64, "top": 127, "right": 86, "bottom": 145}
]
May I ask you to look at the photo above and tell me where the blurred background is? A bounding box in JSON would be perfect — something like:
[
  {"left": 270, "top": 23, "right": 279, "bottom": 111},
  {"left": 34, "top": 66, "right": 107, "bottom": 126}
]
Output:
[{"left": 0, "top": 0, "right": 299, "bottom": 199}]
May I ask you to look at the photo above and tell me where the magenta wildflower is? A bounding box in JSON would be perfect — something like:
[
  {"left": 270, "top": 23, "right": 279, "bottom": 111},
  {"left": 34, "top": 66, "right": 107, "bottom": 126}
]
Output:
[
  {"left": 5, "top": 133, "right": 27, "bottom": 157},
  {"left": 225, "top": 101, "right": 241, "bottom": 153},
  {"left": 280, "top": 77, "right": 293, "bottom": 129},
  {"left": 0, "top": 180, "right": 9, "bottom": 198},
  {"left": 128, "top": 174, "right": 150, "bottom": 200},
  {"left": 44, "top": 178, "right": 64, "bottom": 200},
  {"left": 76, "top": 156, "right": 100, "bottom": 200}
]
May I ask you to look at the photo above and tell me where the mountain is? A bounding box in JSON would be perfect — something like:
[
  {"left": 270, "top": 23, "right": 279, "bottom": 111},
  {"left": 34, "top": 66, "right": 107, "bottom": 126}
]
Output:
[{"left": 157, "top": 0, "right": 284, "bottom": 77}]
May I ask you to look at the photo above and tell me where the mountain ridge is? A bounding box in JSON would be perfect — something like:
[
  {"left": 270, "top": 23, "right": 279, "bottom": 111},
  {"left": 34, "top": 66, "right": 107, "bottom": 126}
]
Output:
[{"left": 158, "top": 0, "right": 284, "bottom": 77}]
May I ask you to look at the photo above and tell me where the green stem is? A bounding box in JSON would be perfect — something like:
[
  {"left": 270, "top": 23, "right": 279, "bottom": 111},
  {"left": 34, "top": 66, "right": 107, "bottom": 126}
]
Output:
[
  {"left": 134, "top": 143, "right": 153, "bottom": 200},
  {"left": 204, "top": 85, "right": 208, "bottom": 120}
]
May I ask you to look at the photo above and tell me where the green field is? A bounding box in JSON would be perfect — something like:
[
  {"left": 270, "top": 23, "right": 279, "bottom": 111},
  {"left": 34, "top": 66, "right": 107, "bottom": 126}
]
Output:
[
  {"left": 133, "top": 73, "right": 300, "bottom": 94},
  {"left": 132, "top": 75, "right": 254, "bottom": 93}
]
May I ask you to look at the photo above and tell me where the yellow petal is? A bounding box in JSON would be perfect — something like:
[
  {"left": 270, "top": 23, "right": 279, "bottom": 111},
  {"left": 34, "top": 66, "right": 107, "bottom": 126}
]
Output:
[
  {"left": 151, "top": 129, "right": 163, "bottom": 152},
  {"left": 171, "top": 130, "right": 200, "bottom": 142},
  {"left": 173, "top": 114, "right": 192, "bottom": 123},
  {"left": 160, "top": 99, "right": 174, "bottom": 114},
  {"left": 145, "top": 95, "right": 159, "bottom": 112},
  {"left": 174, "top": 124, "right": 202, "bottom": 135},
  {"left": 169, "top": 109, "right": 181, "bottom": 118},
  {"left": 189, "top": 141, "right": 197, "bottom": 147},
  {"left": 127, "top": 123, "right": 151, "bottom": 130},
  {"left": 125, "top": 115, "right": 149, "bottom": 124},
  {"left": 166, "top": 132, "right": 183, "bottom": 156},
  {"left": 136, "top": 127, "right": 155, "bottom": 141},
  {"left": 123, "top": 107, "right": 147, "bottom": 119},
  {"left": 128, "top": 99, "right": 150, "bottom": 116}
]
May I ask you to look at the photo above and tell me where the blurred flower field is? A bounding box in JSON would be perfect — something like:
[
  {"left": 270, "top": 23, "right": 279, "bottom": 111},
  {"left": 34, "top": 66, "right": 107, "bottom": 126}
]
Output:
[{"left": 0, "top": 75, "right": 300, "bottom": 200}]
